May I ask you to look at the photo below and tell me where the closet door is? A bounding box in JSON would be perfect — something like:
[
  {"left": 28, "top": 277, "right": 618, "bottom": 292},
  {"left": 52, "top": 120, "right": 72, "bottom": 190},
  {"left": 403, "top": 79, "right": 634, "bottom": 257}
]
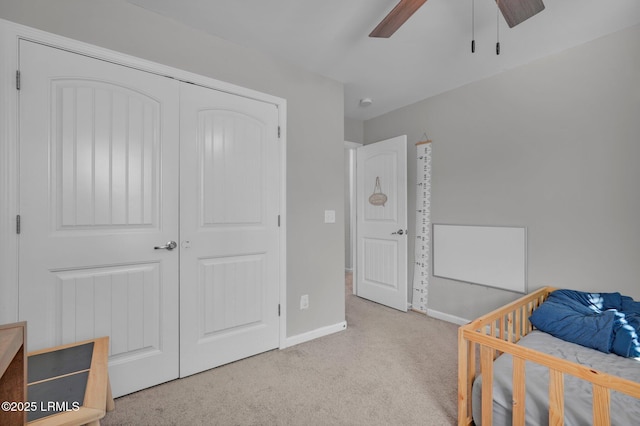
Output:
[
  {"left": 179, "top": 82, "right": 281, "bottom": 377},
  {"left": 18, "top": 40, "right": 180, "bottom": 397}
]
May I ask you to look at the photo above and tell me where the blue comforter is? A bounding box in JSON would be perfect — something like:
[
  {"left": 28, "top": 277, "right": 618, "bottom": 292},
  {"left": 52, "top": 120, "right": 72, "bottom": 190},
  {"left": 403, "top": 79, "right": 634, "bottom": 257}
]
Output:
[{"left": 529, "top": 289, "right": 640, "bottom": 358}]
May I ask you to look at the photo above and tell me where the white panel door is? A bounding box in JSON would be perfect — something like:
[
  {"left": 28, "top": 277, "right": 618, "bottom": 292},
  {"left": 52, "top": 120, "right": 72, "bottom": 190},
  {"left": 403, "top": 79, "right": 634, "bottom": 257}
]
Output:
[
  {"left": 179, "top": 82, "right": 281, "bottom": 377},
  {"left": 18, "top": 41, "right": 180, "bottom": 397},
  {"left": 356, "top": 136, "right": 408, "bottom": 311}
]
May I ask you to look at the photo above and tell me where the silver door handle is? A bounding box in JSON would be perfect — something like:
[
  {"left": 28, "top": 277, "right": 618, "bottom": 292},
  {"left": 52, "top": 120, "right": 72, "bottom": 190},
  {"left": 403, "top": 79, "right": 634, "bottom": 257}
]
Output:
[
  {"left": 391, "top": 229, "right": 405, "bottom": 235},
  {"left": 154, "top": 241, "right": 177, "bottom": 250}
]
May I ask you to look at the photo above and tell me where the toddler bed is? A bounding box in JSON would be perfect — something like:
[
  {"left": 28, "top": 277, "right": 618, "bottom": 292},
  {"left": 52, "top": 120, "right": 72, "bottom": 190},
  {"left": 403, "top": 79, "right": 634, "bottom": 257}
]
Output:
[{"left": 458, "top": 286, "right": 640, "bottom": 426}]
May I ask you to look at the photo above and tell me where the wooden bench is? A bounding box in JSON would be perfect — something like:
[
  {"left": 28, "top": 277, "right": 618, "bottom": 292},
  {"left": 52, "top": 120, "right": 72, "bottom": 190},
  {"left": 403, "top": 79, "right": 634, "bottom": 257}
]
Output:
[
  {"left": 0, "top": 322, "right": 27, "bottom": 425},
  {"left": 27, "top": 337, "right": 114, "bottom": 426}
]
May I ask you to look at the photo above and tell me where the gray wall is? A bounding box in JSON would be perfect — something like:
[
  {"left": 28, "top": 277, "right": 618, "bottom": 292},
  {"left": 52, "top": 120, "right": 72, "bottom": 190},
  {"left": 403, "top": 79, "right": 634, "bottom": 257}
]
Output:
[
  {"left": 364, "top": 24, "right": 640, "bottom": 321},
  {"left": 345, "top": 118, "right": 364, "bottom": 144},
  {"left": 0, "top": 0, "right": 345, "bottom": 337}
]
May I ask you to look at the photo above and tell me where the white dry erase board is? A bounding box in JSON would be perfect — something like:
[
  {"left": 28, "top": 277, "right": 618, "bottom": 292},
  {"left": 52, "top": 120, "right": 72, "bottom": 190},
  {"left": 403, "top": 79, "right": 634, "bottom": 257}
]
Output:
[{"left": 432, "top": 224, "right": 527, "bottom": 293}]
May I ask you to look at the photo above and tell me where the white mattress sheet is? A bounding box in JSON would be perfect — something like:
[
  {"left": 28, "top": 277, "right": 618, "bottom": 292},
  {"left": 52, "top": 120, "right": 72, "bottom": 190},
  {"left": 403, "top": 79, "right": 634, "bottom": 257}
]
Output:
[{"left": 472, "top": 330, "right": 640, "bottom": 426}]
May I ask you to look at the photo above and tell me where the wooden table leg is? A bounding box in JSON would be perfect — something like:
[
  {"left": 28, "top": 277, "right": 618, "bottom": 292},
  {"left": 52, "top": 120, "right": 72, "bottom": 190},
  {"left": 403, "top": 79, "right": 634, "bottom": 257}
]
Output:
[{"left": 106, "top": 377, "right": 115, "bottom": 412}]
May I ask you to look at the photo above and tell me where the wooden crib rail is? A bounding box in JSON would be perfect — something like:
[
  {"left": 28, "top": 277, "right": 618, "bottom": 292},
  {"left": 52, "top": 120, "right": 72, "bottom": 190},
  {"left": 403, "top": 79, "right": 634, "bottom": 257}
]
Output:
[
  {"left": 458, "top": 286, "right": 553, "bottom": 425},
  {"left": 458, "top": 286, "right": 640, "bottom": 426},
  {"left": 465, "top": 287, "right": 552, "bottom": 344}
]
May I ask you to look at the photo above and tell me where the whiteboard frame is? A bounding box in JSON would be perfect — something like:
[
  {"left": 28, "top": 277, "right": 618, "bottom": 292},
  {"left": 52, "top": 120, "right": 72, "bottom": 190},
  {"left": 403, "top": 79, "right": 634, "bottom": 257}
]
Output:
[{"left": 432, "top": 224, "right": 527, "bottom": 293}]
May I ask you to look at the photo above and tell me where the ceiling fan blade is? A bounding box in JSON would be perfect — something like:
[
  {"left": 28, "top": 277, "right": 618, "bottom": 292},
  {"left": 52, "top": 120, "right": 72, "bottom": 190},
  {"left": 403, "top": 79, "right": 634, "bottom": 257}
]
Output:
[
  {"left": 497, "top": 0, "right": 545, "bottom": 28},
  {"left": 369, "top": 0, "right": 428, "bottom": 38}
]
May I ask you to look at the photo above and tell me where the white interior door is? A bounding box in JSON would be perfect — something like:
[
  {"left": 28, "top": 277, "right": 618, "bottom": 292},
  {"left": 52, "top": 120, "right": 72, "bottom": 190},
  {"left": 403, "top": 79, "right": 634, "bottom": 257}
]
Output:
[
  {"left": 356, "top": 135, "right": 408, "bottom": 311},
  {"left": 179, "top": 82, "right": 281, "bottom": 377},
  {"left": 18, "top": 40, "right": 180, "bottom": 397}
]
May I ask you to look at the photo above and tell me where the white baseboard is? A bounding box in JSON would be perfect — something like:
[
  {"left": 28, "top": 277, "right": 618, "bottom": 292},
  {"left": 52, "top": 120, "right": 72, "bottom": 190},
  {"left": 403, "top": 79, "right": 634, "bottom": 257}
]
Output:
[
  {"left": 426, "top": 309, "right": 470, "bottom": 326},
  {"left": 282, "top": 321, "right": 347, "bottom": 348}
]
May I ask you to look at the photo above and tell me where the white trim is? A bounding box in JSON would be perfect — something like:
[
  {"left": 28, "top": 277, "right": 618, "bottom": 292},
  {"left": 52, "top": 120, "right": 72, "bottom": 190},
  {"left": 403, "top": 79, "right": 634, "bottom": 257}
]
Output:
[
  {"left": 0, "top": 21, "right": 20, "bottom": 324},
  {"left": 3, "top": 20, "right": 282, "bottom": 107},
  {"left": 426, "top": 309, "right": 470, "bottom": 326},
  {"left": 278, "top": 108, "right": 288, "bottom": 349},
  {"left": 282, "top": 321, "right": 347, "bottom": 349},
  {"left": 344, "top": 141, "right": 362, "bottom": 149},
  {"left": 0, "top": 18, "right": 288, "bottom": 344},
  {"left": 344, "top": 141, "right": 361, "bottom": 294}
]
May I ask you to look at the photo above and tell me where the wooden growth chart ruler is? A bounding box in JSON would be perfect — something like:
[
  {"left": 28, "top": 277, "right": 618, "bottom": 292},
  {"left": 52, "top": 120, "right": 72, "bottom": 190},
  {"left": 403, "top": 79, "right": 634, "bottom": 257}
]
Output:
[{"left": 412, "top": 140, "right": 432, "bottom": 313}]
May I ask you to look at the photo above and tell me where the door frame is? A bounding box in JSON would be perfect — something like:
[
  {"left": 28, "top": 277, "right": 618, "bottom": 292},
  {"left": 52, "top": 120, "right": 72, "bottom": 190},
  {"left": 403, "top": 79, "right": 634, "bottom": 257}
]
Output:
[
  {"left": 0, "top": 18, "right": 288, "bottom": 347},
  {"left": 344, "top": 141, "right": 361, "bottom": 294}
]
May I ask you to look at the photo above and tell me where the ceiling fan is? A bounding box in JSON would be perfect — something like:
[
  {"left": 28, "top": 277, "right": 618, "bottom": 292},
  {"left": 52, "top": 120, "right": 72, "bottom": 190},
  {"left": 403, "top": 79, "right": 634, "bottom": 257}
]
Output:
[{"left": 369, "top": 0, "right": 545, "bottom": 38}]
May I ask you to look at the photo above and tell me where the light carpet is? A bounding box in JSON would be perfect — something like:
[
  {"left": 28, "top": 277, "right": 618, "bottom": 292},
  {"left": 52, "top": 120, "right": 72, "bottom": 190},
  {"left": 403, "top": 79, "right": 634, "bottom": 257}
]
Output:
[{"left": 102, "top": 275, "right": 459, "bottom": 425}]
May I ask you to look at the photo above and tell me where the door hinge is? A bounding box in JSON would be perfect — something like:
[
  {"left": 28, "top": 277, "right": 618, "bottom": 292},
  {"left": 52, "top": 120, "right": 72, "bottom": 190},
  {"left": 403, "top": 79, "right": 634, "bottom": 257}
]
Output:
[
  {"left": 16, "top": 215, "right": 21, "bottom": 234},
  {"left": 277, "top": 126, "right": 281, "bottom": 138},
  {"left": 16, "top": 70, "right": 20, "bottom": 90},
  {"left": 278, "top": 304, "right": 281, "bottom": 317},
  {"left": 277, "top": 215, "right": 280, "bottom": 227}
]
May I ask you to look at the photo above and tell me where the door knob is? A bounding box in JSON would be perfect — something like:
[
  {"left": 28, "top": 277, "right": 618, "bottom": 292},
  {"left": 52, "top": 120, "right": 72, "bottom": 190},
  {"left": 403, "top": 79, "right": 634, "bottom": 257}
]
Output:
[
  {"left": 154, "top": 241, "right": 177, "bottom": 250},
  {"left": 391, "top": 229, "right": 405, "bottom": 235}
]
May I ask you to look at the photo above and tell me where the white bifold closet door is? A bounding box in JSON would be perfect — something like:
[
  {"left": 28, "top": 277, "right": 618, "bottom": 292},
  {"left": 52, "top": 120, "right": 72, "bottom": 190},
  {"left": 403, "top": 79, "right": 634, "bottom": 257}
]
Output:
[
  {"left": 179, "top": 83, "right": 280, "bottom": 378},
  {"left": 18, "top": 40, "right": 280, "bottom": 397},
  {"left": 18, "top": 40, "right": 181, "bottom": 397}
]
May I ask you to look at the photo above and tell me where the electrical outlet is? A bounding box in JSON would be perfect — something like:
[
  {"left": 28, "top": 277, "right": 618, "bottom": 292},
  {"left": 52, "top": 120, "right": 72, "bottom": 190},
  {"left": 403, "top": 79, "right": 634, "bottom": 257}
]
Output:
[
  {"left": 324, "top": 210, "right": 336, "bottom": 223},
  {"left": 300, "top": 294, "right": 309, "bottom": 310}
]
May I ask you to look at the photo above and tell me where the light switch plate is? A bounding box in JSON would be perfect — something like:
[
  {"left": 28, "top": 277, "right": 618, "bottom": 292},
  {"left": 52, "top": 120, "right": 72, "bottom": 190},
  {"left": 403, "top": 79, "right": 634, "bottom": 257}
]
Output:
[{"left": 324, "top": 210, "right": 336, "bottom": 223}]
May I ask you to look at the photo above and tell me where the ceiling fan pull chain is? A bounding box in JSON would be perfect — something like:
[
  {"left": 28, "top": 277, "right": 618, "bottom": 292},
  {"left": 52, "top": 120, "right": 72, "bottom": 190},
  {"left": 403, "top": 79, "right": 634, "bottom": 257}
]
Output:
[
  {"left": 471, "top": 0, "right": 476, "bottom": 53},
  {"left": 496, "top": 0, "right": 501, "bottom": 55}
]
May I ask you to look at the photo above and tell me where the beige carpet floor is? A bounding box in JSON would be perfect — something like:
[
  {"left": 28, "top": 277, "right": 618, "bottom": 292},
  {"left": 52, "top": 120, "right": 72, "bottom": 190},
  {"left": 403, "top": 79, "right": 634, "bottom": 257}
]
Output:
[{"left": 102, "top": 273, "right": 459, "bottom": 425}]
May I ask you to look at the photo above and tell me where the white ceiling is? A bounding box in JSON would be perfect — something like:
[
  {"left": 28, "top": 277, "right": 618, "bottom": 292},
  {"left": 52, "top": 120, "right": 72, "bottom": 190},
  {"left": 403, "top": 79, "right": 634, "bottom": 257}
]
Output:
[{"left": 127, "top": 0, "right": 640, "bottom": 121}]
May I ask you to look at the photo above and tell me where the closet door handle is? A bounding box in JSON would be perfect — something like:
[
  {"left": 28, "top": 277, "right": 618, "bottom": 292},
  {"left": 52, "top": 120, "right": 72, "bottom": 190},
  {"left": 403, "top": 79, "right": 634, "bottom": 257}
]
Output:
[
  {"left": 154, "top": 241, "right": 177, "bottom": 250},
  {"left": 391, "top": 229, "right": 405, "bottom": 235}
]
